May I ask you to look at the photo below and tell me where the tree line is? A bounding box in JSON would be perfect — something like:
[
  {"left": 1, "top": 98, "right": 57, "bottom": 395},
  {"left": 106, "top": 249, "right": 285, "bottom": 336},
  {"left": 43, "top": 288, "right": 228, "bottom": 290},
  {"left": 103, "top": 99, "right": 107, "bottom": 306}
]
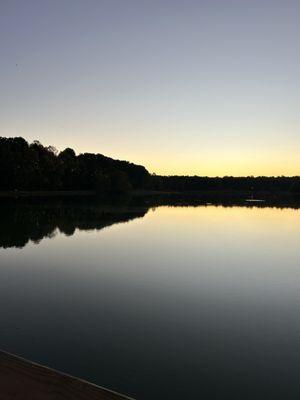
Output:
[
  {"left": 0, "top": 137, "right": 149, "bottom": 192},
  {"left": 151, "top": 174, "right": 300, "bottom": 193},
  {"left": 1, "top": 136, "right": 300, "bottom": 194}
]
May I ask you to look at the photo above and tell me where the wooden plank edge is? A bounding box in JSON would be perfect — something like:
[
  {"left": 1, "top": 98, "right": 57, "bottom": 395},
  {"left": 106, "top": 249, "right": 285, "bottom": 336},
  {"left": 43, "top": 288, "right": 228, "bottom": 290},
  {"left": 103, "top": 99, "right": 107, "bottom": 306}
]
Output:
[{"left": 0, "top": 350, "right": 135, "bottom": 400}]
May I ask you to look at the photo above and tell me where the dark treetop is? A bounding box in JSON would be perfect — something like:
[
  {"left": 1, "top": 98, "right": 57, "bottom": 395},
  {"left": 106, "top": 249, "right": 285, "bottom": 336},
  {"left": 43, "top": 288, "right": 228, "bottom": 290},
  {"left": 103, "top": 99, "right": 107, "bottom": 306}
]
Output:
[{"left": 0, "top": 137, "right": 149, "bottom": 193}]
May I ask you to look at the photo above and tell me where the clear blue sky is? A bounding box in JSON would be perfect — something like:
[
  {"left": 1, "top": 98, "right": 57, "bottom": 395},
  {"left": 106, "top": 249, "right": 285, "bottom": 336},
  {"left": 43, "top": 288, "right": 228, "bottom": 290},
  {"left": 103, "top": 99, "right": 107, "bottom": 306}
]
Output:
[{"left": 1, "top": 0, "right": 300, "bottom": 175}]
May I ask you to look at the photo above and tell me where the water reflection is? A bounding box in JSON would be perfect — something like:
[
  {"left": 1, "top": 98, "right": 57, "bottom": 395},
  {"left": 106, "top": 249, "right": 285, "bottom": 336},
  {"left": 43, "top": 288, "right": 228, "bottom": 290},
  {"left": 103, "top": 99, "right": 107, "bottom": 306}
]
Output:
[
  {"left": 1, "top": 199, "right": 300, "bottom": 399},
  {"left": 1, "top": 197, "right": 300, "bottom": 249},
  {"left": 0, "top": 201, "right": 149, "bottom": 249}
]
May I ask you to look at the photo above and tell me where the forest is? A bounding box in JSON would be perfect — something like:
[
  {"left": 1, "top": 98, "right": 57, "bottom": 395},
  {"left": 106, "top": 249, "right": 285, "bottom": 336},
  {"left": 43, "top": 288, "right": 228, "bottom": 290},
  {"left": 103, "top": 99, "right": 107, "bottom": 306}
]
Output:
[
  {"left": 1, "top": 136, "right": 300, "bottom": 195},
  {"left": 0, "top": 137, "right": 149, "bottom": 192},
  {"left": 151, "top": 174, "right": 300, "bottom": 194}
]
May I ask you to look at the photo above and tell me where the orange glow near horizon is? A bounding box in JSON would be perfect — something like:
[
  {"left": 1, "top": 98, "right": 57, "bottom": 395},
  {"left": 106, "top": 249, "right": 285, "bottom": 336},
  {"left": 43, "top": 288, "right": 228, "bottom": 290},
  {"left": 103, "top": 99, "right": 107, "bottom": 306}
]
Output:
[
  {"left": 22, "top": 133, "right": 300, "bottom": 177},
  {"left": 2, "top": 129, "right": 300, "bottom": 177},
  {"left": 115, "top": 149, "right": 300, "bottom": 177}
]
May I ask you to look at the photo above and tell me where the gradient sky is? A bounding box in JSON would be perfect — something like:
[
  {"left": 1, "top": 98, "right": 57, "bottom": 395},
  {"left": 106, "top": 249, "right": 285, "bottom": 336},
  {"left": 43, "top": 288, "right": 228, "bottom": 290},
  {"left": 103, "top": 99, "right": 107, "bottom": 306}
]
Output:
[{"left": 1, "top": 0, "right": 300, "bottom": 176}]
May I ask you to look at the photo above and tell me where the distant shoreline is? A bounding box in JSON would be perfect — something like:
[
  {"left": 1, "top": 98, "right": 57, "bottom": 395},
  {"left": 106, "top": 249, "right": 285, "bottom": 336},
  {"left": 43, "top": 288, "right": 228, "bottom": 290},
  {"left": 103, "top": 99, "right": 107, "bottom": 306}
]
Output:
[{"left": 0, "top": 189, "right": 298, "bottom": 200}]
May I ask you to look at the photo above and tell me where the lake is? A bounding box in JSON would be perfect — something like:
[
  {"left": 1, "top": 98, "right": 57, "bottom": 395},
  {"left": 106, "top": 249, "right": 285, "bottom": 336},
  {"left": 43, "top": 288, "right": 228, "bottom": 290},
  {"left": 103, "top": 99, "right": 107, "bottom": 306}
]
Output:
[{"left": 1, "top": 199, "right": 300, "bottom": 399}]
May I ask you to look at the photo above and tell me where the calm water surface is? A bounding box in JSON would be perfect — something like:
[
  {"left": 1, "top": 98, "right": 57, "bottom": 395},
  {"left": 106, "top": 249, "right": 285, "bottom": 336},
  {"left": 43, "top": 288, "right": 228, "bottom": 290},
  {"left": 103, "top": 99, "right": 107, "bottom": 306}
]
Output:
[{"left": 1, "top": 202, "right": 300, "bottom": 399}]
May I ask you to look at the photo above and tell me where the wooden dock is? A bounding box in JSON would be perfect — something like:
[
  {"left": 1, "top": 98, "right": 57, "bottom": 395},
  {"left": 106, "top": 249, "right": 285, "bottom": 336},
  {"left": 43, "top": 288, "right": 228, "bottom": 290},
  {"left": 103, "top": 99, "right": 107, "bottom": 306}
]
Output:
[{"left": 0, "top": 350, "right": 133, "bottom": 400}]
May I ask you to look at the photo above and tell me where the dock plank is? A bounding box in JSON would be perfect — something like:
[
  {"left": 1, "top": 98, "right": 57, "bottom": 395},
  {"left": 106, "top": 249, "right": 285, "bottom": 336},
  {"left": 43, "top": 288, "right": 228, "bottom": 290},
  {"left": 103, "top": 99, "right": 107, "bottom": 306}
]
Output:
[{"left": 0, "top": 351, "right": 133, "bottom": 400}]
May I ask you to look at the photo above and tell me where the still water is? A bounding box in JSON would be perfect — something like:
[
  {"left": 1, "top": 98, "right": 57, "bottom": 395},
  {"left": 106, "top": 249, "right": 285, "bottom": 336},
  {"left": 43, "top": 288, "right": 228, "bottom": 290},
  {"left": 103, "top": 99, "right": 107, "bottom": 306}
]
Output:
[{"left": 1, "top": 201, "right": 300, "bottom": 399}]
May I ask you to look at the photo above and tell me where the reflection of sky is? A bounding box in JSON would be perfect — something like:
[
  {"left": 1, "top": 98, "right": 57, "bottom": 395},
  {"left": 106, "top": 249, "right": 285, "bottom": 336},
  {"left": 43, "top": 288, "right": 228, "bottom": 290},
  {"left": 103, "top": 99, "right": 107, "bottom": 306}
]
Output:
[
  {"left": 1, "top": 205, "right": 300, "bottom": 398},
  {"left": 2, "top": 205, "right": 300, "bottom": 303},
  {"left": 1, "top": 1, "right": 300, "bottom": 175}
]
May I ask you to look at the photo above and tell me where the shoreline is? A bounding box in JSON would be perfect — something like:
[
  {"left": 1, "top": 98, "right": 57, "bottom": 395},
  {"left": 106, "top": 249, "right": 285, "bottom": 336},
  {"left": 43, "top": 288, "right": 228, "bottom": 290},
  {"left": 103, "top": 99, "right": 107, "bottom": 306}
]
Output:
[{"left": 0, "top": 189, "right": 298, "bottom": 200}]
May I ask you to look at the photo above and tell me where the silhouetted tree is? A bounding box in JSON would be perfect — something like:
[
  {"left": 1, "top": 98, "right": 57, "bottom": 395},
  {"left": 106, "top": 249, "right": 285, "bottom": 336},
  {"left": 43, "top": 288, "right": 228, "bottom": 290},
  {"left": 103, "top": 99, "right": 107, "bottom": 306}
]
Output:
[
  {"left": 0, "top": 137, "right": 149, "bottom": 193},
  {"left": 1, "top": 136, "right": 300, "bottom": 196}
]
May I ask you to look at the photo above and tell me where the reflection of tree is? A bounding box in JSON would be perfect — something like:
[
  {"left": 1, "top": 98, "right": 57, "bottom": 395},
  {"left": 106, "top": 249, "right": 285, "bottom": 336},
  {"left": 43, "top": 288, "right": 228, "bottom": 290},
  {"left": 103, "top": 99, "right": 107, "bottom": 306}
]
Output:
[
  {"left": 1, "top": 196, "right": 299, "bottom": 249},
  {"left": 0, "top": 202, "right": 149, "bottom": 249}
]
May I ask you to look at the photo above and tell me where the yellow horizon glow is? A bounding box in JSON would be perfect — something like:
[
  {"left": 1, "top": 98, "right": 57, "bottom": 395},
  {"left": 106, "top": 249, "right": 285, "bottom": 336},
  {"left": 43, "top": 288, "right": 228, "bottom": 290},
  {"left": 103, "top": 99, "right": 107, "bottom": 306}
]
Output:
[
  {"left": 149, "top": 162, "right": 300, "bottom": 177},
  {"left": 134, "top": 151, "right": 300, "bottom": 177},
  {"left": 20, "top": 131, "right": 300, "bottom": 177}
]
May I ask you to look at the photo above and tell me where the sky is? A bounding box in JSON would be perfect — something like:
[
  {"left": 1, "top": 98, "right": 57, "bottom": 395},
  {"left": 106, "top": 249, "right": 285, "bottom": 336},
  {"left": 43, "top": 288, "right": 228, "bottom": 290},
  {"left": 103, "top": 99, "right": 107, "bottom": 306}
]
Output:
[{"left": 1, "top": 0, "right": 300, "bottom": 176}]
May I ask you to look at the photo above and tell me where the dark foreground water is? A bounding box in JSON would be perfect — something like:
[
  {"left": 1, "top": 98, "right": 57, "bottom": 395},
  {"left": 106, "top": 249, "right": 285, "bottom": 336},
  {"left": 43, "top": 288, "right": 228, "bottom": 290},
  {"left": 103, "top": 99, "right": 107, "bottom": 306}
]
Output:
[{"left": 1, "top": 200, "right": 300, "bottom": 399}]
